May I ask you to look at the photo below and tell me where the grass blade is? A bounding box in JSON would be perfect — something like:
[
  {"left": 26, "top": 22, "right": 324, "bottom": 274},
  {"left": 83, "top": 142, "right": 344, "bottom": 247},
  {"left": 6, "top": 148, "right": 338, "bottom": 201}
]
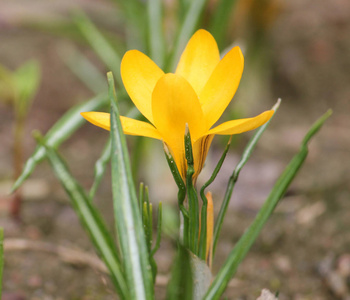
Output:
[
  {"left": 204, "top": 109, "right": 332, "bottom": 299},
  {"left": 151, "top": 202, "right": 162, "bottom": 256},
  {"left": 89, "top": 137, "right": 111, "bottom": 199},
  {"left": 12, "top": 94, "right": 109, "bottom": 192},
  {"left": 108, "top": 72, "right": 154, "bottom": 299},
  {"left": 147, "top": 0, "right": 165, "bottom": 68},
  {"left": 167, "top": 0, "right": 209, "bottom": 72},
  {"left": 213, "top": 99, "right": 281, "bottom": 255},
  {"left": 36, "top": 137, "right": 127, "bottom": 298},
  {"left": 208, "top": 0, "right": 239, "bottom": 49},
  {"left": 59, "top": 45, "right": 107, "bottom": 94},
  {"left": 89, "top": 106, "right": 146, "bottom": 200},
  {"left": 199, "top": 137, "right": 232, "bottom": 259},
  {"left": 110, "top": 0, "right": 147, "bottom": 50},
  {"left": 74, "top": 11, "right": 123, "bottom": 87},
  {"left": 166, "top": 244, "right": 193, "bottom": 300},
  {"left": 13, "top": 60, "right": 41, "bottom": 119},
  {"left": 185, "top": 126, "right": 200, "bottom": 254}
]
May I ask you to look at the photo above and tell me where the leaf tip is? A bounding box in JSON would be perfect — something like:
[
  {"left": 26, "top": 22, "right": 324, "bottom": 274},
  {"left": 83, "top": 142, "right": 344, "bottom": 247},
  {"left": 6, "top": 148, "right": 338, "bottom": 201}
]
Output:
[{"left": 272, "top": 98, "right": 282, "bottom": 111}]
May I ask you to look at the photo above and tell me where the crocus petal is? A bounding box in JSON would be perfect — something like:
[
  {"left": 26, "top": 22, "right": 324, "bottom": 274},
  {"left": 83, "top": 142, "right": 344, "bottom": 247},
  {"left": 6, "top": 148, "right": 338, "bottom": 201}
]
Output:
[
  {"left": 152, "top": 73, "right": 206, "bottom": 178},
  {"left": 81, "top": 112, "right": 162, "bottom": 140},
  {"left": 152, "top": 73, "right": 205, "bottom": 141},
  {"left": 175, "top": 29, "right": 220, "bottom": 97},
  {"left": 206, "top": 110, "right": 274, "bottom": 136},
  {"left": 121, "top": 50, "right": 164, "bottom": 123},
  {"left": 200, "top": 46, "right": 244, "bottom": 129},
  {"left": 192, "top": 135, "right": 214, "bottom": 179}
]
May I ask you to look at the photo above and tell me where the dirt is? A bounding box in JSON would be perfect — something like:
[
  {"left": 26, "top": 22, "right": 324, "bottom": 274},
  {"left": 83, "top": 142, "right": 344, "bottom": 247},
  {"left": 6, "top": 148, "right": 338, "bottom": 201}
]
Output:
[{"left": 0, "top": 0, "right": 350, "bottom": 299}]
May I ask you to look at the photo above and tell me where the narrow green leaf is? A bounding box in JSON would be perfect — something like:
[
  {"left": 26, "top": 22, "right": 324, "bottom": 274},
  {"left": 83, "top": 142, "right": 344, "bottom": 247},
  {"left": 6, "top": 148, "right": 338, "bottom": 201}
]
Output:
[
  {"left": 167, "top": 0, "right": 209, "bottom": 72},
  {"left": 0, "top": 228, "right": 4, "bottom": 299},
  {"left": 139, "top": 182, "right": 145, "bottom": 212},
  {"left": 110, "top": 0, "right": 147, "bottom": 50},
  {"left": 199, "top": 136, "right": 232, "bottom": 259},
  {"left": 109, "top": 72, "right": 154, "bottom": 299},
  {"left": 90, "top": 107, "right": 145, "bottom": 200},
  {"left": 35, "top": 137, "right": 127, "bottom": 298},
  {"left": 13, "top": 60, "right": 41, "bottom": 119},
  {"left": 59, "top": 45, "right": 107, "bottom": 94},
  {"left": 131, "top": 136, "right": 146, "bottom": 182},
  {"left": 142, "top": 200, "right": 157, "bottom": 283},
  {"left": 163, "top": 143, "right": 186, "bottom": 209},
  {"left": 12, "top": 94, "right": 109, "bottom": 192},
  {"left": 185, "top": 125, "right": 199, "bottom": 254},
  {"left": 144, "top": 187, "right": 153, "bottom": 250},
  {"left": 74, "top": 11, "right": 123, "bottom": 87},
  {"left": 142, "top": 202, "right": 151, "bottom": 252},
  {"left": 151, "top": 202, "right": 162, "bottom": 256},
  {"left": 89, "top": 137, "right": 111, "bottom": 199},
  {"left": 164, "top": 142, "right": 189, "bottom": 246},
  {"left": 213, "top": 99, "right": 281, "bottom": 255},
  {"left": 204, "top": 109, "right": 332, "bottom": 299},
  {"left": 147, "top": 0, "right": 165, "bottom": 68},
  {"left": 163, "top": 142, "right": 189, "bottom": 248},
  {"left": 208, "top": 0, "right": 238, "bottom": 49},
  {"left": 166, "top": 245, "right": 193, "bottom": 300},
  {"left": 178, "top": 0, "right": 191, "bottom": 21}
]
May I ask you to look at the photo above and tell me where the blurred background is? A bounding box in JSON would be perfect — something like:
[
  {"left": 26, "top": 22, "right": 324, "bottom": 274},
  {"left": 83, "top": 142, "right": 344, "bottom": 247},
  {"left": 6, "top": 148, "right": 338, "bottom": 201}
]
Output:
[{"left": 0, "top": 0, "right": 349, "bottom": 299}]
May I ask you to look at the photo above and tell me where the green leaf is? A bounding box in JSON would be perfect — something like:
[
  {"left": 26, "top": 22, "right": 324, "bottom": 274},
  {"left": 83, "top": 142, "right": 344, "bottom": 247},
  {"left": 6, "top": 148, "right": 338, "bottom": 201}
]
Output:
[
  {"left": 213, "top": 99, "right": 281, "bottom": 255},
  {"left": 204, "top": 109, "right": 332, "bottom": 300},
  {"left": 163, "top": 142, "right": 186, "bottom": 209},
  {"left": 12, "top": 93, "right": 109, "bottom": 192},
  {"left": 35, "top": 136, "right": 127, "bottom": 298},
  {"left": 110, "top": 0, "right": 147, "bottom": 50},
  {"left": 208, "top": 0, "right": 239, "bottom": 49},
  {"left": 59, "top": 45, "right": 107, "bottom": 94},
  {"left": 131, "top": 136, "right": 146, "bottom": 183},
  {"left": 108, "top": 72, "right": 154, "bottom": 299},
  {"left": 163, "top": 142, "right": 189, "bottom": 246},
  {"left": 147, "top": 0, "right": 165, "bottom": 68},
  {"left": 74, "top": 11, "right": 123, "bottom": 87},
  {"left": 89, "top": 137, "right": 111, "bottom": 199},
  {"left": 199, "top": 136, "right": 232, "bottom": 259},
  {"left": 166, "top": 245, "right": 193, "bottom": 300},
  {"left": 0, "top": 228, "right": 4, "bottom": 299},
  {"left": 167, "top": 0, "right": 209, "bottom": 72},
  {"left": 185, "top": 125, "right": 200, "bottom": 254},
  {"left": 151, "top": 202, "right": 163, "bottom": 256},
  {"left": 89, "top": 108, "right": 145, "bottom": 200},
  {"left": 13, "top": 60, "right": 41, "bottom": 119}
]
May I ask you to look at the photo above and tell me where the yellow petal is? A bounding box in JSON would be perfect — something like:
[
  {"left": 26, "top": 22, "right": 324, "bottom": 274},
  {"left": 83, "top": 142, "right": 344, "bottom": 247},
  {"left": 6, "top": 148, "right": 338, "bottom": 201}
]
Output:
[
  {"left": 81, "top": 112, "right": 110, "bottom": 131},
  {"left": 175, "top": 30, "right": 220, "bottom": 97},
  {"left": 121, "top": 50, "right": 164, "bottom": 123},
  {"left": 152, "top": 73, "right": 205, "bottom": 141},
  {"left": 81, "top": 112, "right": 162, "bottom": 139},
  {"left": 192, "top": 135, "right": 214, "bottom": 179},
  {"left": 152, "top": 73, "right": 206, "bottom": 178},
  {"left": 200, "top": 46, "right": 244, "bottom": 129},
  {"left": 206, "top": 110, "right": 274, "bottom": 136}
]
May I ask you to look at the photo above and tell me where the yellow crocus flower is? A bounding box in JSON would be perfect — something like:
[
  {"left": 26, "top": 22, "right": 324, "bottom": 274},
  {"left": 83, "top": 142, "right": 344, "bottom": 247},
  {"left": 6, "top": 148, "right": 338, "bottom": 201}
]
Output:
[{"left": 81, "top": 29, "right": 273, "bottom": 181}]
